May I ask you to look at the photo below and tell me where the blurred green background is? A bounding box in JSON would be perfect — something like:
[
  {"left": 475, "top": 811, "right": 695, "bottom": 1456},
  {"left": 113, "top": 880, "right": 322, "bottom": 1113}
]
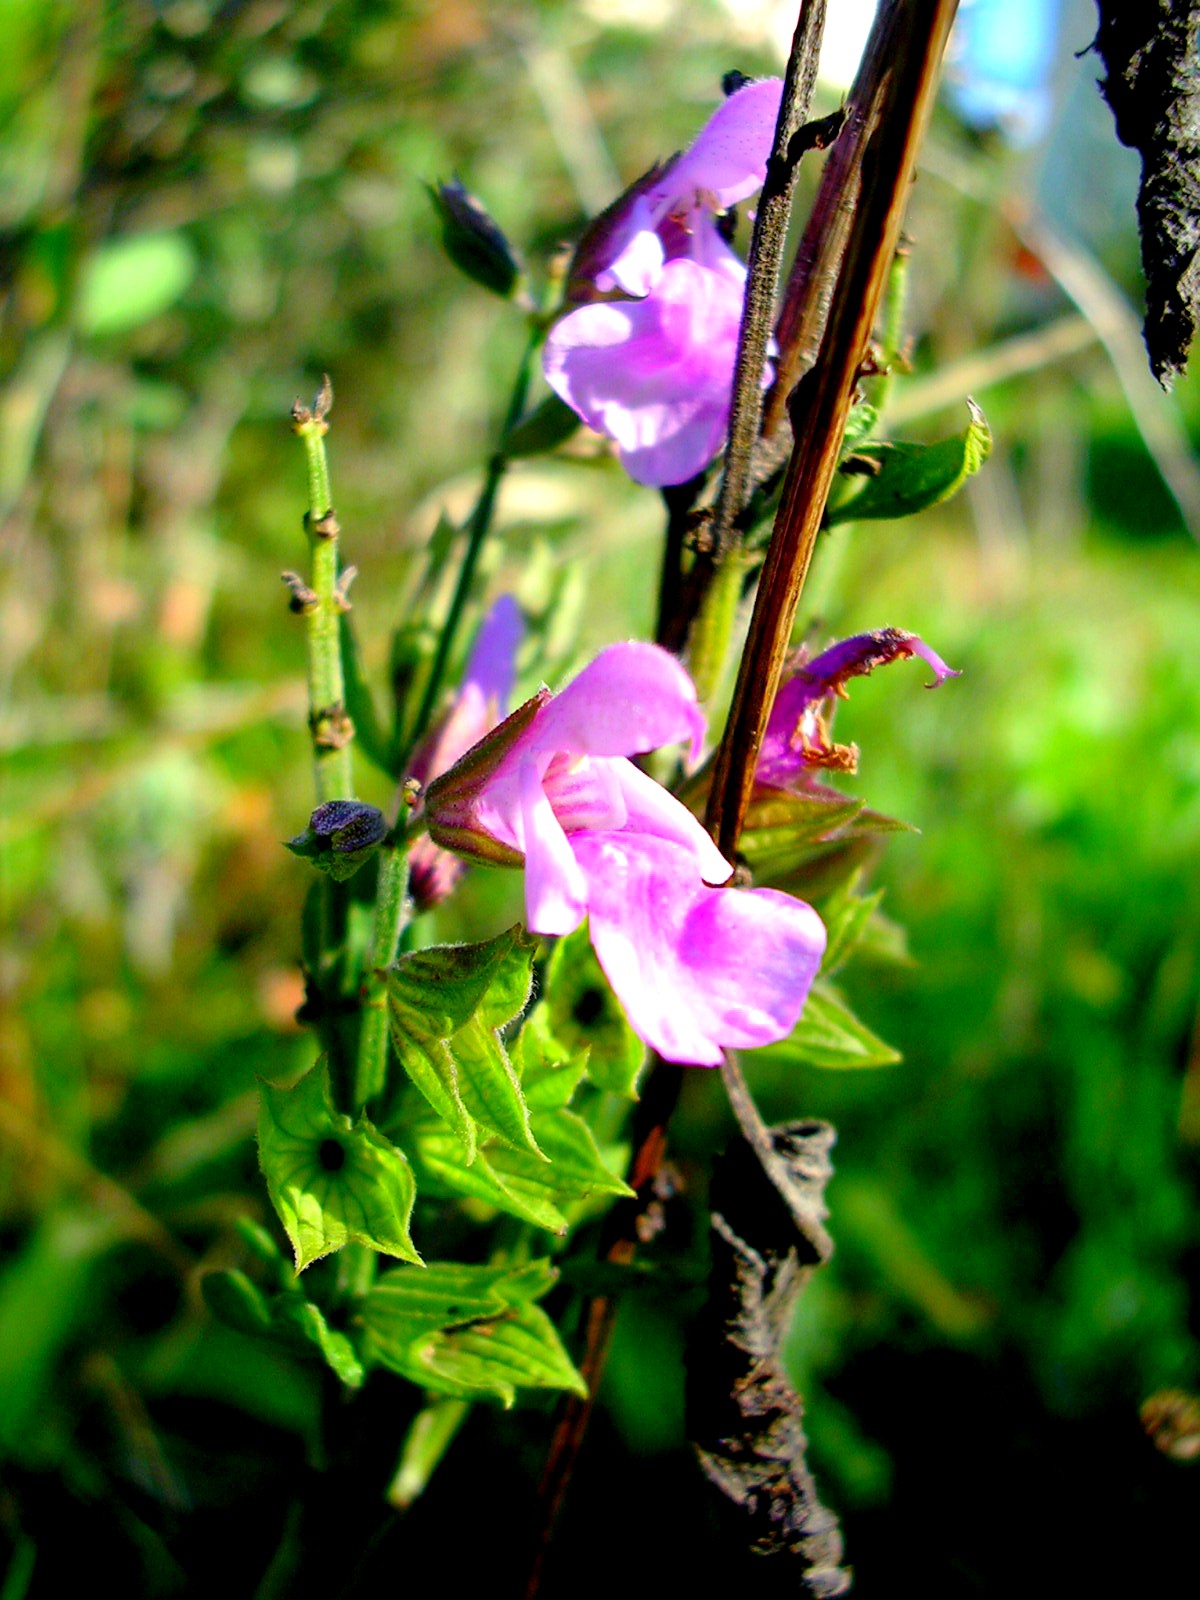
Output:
[{"left": 2, "top": 1, "right": 1198, "bottom": 1595}]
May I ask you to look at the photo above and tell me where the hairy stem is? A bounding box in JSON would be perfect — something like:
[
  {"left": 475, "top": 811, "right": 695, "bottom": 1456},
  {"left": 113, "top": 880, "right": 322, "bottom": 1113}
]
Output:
[
  {"left": 293, "top": 379, "right": 355, "bottom": 803},
  {"left": 353, "top": 841, "right": 410, "bottom": 1109},
  {"left": 707, "top": 0, "right": 961, "bottom": 861}
]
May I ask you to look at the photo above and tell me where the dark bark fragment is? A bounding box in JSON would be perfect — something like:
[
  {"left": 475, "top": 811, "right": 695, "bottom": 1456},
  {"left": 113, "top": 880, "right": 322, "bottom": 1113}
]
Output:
[
  {"left": 686, "top": 1120, "right": 851, "bottom": 1596},
  {"left": 1092, "top": 3, "right": 1200, "bottom": 386}
]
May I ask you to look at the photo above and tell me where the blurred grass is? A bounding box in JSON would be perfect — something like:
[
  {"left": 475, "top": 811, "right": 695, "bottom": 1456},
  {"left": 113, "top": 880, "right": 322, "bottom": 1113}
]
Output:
[{"left": 1, "top": 0, "right": 1199, "bottom": 1594}]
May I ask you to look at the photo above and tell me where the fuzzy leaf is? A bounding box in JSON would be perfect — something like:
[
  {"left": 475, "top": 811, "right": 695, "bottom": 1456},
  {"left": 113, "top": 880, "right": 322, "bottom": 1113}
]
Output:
[
  {"left": 362, "top": 1260, "right": 586, "bottom": 1405},
  {"left": 387, "top": 926, "right": 540, "bottom": 1161},
  {"left": 406, "top": 1097, "right": 631, "bottom": 1235},
  {"left": 748, "top": 983, "right": 901, "bottom": 1070},
  {"left": 541, "top": 924, "right": 645, "bottom": 1097},
  {"left": 272, "top": 1295, "right": 365, "bottom": 1388},
  {"left": 827, "top": 400, "right": 991, "bottom": 525},
  {"left": 257, "top": 1061, "right": 422, "bottom": 1270},
  {"left": 202, "top": 1268, "right": 365, "bottom": 1388}
]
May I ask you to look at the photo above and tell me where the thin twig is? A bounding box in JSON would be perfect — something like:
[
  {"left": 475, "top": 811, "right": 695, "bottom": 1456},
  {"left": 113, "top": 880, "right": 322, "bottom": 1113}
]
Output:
[{"left": 706, "top": 0, "right": 962, "bottom": 862}]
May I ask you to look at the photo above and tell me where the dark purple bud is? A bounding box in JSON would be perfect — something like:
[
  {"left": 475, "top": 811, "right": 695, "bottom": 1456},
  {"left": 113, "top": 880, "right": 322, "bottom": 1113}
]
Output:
[
  {"left": 287, "top": 799, "right": 388, "bottom": 881},
  {"left": 428, "top": 179, "right": 525, "bottom": 300}
]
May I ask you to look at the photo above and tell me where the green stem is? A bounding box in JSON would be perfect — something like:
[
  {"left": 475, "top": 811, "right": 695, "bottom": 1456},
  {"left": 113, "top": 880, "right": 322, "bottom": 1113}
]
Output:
[
  {"left": 686, "top": 549, "right": 748, "bottom": 711},
  {"left": 353, "top": 841, "right": 411, "bottom": 1110},
  {"left": 387, "top": 1398, "right": 471, "bottom": 1510},
  {"left": 404, "top": 328, "right": 540, "bottom": 760},
  {"left": 872, "top": 243, "right": 911, "bottom": 414},
  {"left": 294, "top": 401, "right": 354, "bottom": 802}
]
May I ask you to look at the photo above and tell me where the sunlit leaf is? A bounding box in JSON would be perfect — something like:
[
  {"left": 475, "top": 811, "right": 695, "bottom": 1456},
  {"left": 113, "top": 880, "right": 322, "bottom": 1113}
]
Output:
[
  {"left": 258, "top": 1061, "right": 422, "bottom": 1270},
  {"left": 362, "top": 1260, "right": 586, "bottom": 1405},
  {"left": 827, "top": 399, "right": 991, "bottom": 524},
  {"left": 387, "top": 925, "right": 540, "bottom": 1161}
]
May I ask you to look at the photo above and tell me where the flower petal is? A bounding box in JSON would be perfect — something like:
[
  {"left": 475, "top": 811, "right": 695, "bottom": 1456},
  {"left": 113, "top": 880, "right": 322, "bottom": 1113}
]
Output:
[
  {"left": 519, "top": 758, "right": 588, "bottom": 936},
  {"left": 463, "top": 594, "right": 523, "bottom": 707},
  {"left": 572, "top": 831, "right": 825, "bottom": 1065},
  {"left": 669, "top": 77, "right": 783, "bottom": 208},
  {"left": 607, "top": 758, "right": 732, "bottom": 884},
  {"left": 543, "top": 259, "right": 744, "bottom": 488},
  {"left": 529, "top": 641, "right": 705, "bottom": 765}
]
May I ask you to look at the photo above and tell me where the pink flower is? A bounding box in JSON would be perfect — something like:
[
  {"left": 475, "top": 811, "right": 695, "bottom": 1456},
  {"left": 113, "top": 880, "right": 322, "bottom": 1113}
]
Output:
[
  {"left": 425, "top": 641, "right": 825, "bottom": 1066},
  {"left": 408, "top": 596, "right": 523, "bottom": 909},
  {"left": 543, "top": 77, "right": 782, "bottom": 489},
  {"left": 759, "top": 629, "right": 961, "bottom": 786}
]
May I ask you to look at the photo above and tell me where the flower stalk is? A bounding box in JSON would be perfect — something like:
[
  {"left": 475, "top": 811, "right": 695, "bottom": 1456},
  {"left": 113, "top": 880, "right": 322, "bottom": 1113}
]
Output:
[
  {"left": 292, "top": 376, "right": 355, "bottom": 803},
  {"left": 353, "top": 839, "right": 411, "bottom": 1110}
]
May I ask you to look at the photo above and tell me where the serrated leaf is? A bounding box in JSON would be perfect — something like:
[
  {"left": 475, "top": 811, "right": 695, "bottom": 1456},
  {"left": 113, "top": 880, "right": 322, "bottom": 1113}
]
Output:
[
  {"left": 201, "top": 1267, "right": 365, "bottom": 1387},
  {"left": 257, "top": 1061, "right": 422, "bottom": 1270},
  {"left": 739, "top": 788, "right": 866, "bottom": 880},
  {"left": 504, "top": 392, "right": 582, "bottom": 458},
  {"left": 387, "top": 926, "right": 540, "bottom": 1161},
  {"left": 542, "top": 924, "right": 645, "bottom": 1097},
  {"left": 827, "top": 399, "right": 991, "bottom": 525},
  {"left": 406, "top": 1095, "right": 632, "bottom": 1234},
  {"left": 273, "top": 1295, "right": 365, "bottom": 1388},
  {"left": 819, "top": 873, "right": 885, "bottom": 975},
  {"left": 748, "top": 983, "right": 901, "bottom": 1070},
  {"left": 363, "top": 1260, "right": 585, "bottom": 1405}
]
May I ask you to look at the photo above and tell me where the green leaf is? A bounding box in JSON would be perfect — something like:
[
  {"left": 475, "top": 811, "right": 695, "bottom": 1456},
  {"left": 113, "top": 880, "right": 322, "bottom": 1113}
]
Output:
[
  {"left": 272, "top": 1295, "right": 365, "bottom": 1388},
  {"left": 201, "top": 1268, "right": 365, "bottom": 1388},
  {"left": 819, "top": 873, "right": 885, "bottom": 975},
  {"left": 257, "top": 1061, "right": 422, "bottom": 1270},
  {"left": 201, "top": 1268, "right": 275, "bottom": 1337},
  {"left": 407, "top": 1097, "right": 632, "bottom": 1235},
  {"left": 387, "top": 926, "right": 540, "bottom": 1161},
  {"left": 504, "top": 392, "right": 581, "bottom": 458},
  {"left": 78, "top": 231, "right": 197, "bottom": 337},
  {"left": 516, "top": 1009, "right": 587, "bottom": 1110},
  {"left": 541, "top": 924, "right": 645, "bottom": 1097},
  {"left": 362, "top": 1260, "right": 586, "bottom": 1405},
  {"left": 840, "top": 400, "right": 879, "bottom": 454},
  {"left": 739, "top": 788, "right": 866, "bottom": 881},
  {"left": 749, "top": 983, "right": 901, "bottom": 1070},
  {"left": 827, "top": 399, "right": 991, "bottom": 525}
]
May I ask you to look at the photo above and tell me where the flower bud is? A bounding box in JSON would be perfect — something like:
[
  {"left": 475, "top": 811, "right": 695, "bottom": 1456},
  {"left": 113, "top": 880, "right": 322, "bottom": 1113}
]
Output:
[
  {"left": 286, "top": 799, "right": 387, "bottom": 882},
  {"left": 428, "top": 179, "right": 525, "bottom": 300}
]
